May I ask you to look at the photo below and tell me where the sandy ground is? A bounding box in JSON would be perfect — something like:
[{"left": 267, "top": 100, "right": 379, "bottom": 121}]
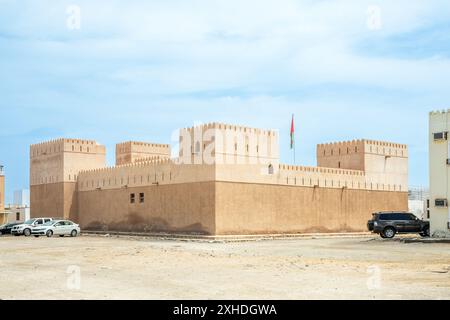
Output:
[{"left": 0, "top": 234, "right": 449, "bottom": 300}]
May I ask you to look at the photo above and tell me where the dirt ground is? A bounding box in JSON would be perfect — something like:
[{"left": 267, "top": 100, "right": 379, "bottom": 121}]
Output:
[{"left": 0, "top": 234, "right": 449, "bottom": 300}]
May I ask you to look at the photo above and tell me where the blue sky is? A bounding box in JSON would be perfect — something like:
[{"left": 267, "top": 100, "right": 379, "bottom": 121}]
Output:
[{"left": 1, "top": 0, "right": 449, "bottom": 203}]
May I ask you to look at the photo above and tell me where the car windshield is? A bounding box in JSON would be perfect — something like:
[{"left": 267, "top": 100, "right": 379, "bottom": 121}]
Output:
[
  {"left": 43, "top": 221, "right": 55, "bottom": 226},
  {"left": 23, "top": 219, "right": 36, "bottom": 225}
]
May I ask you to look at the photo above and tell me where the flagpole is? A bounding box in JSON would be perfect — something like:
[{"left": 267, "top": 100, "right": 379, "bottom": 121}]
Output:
[
  {"left": 291, "top": 113, "right": 296, "bottom": 165},
  {"left": 294, "top": 132, "right": 296, "bottom": 165}
]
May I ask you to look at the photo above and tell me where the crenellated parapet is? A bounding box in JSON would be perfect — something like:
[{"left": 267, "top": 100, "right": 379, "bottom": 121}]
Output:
[{"left": 30, "top": 138, "right": 105, "bottom": 159}]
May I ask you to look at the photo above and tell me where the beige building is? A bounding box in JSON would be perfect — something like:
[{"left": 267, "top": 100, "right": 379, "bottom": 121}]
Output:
[
  {"left": 0, "top": 165, "right": 5, "bottom": 224},
  {"left": 30, "top": 122, "right": 409, "bottom": 235},
  {"left": 3, "top": 205, "right": 30, "bottom": 224},
  {"left": 429, "top": 110, "right": 450, "bottom": 237}
]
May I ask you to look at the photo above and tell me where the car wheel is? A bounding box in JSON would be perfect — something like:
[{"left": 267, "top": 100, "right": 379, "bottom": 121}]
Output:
[
  {"left": 420, "top": 227, "right": 430, "bottom": 238},
  {"left": 46, "top": 230, "right": 53, "bottom": 238},
  {"left": 23, "top": 228, "right": 32, "bottom": 237},
  {"left": 382, "top": 227, "right": 396, "bottom": 239},
  {"left": 70, "top": 230, "right": 78, "bottom": 237}
]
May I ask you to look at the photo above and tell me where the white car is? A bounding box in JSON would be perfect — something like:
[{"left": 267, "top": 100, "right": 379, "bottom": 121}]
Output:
[
  {"left": 11, "top": 218, "right": 55, "bottom": 236},
  {"left": 32, "top": 220, "right": 80, "bottom": 238}
]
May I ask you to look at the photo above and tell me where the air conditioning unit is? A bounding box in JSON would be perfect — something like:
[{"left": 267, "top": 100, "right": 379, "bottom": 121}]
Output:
[
  {"left": 433, "top": 132, "right": 448, "bottom": 141},
  {"left": 435, "top": 199, "right": 448, "bottom": 207}
]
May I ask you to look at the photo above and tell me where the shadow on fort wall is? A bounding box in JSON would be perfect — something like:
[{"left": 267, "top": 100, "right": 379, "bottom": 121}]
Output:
[{"left": 84, "top": 212, "right": 210, "bottom": 235}]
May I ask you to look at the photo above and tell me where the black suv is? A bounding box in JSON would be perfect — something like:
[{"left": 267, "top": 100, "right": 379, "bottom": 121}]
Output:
[{"left": 368, "top": 212, "right": 430, "bottom": 239}]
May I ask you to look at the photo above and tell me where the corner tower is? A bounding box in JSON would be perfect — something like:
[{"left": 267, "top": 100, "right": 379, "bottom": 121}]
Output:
[
  {"left": 30, "top": 139, "right": 106, "bottom": 221},
  {"left": 317, "top": 139, "right": 408, "bottom": 191}
]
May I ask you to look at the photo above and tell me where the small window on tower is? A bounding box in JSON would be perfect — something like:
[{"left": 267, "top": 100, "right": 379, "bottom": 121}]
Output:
[
  {"left": 139, "top": 193, "right": 145, "bottom": 203},
  {"left": 130, "top": 193, "right": 135, "bottom": 204},
  {"left": 195, "top": 141, "right": 200, "bottom": 154}
]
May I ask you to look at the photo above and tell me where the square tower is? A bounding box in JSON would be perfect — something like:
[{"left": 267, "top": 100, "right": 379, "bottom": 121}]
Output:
[
  {"left": 115, "top": 141, "right": 171, "bottom": 166},
  {"left": 178, "top": 123, "right": 279, "bottom": 167},
  {"left": 30, "top": 139, "right": 106, "bottom": 220},
  {"left": 317, "top": 139, "right": 408, "bottom": 191}
]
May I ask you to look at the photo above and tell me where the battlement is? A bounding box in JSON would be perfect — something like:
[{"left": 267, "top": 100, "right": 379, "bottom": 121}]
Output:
[
  {"left": 317, "top": 139, "right": 407, "bottom": 159},
  {"left": 80, "top": 157, "right": 173, "bottom": 175},
  {"left": 279, "top": 164, "right": 364, "bottom": 176},
  {"left": 182, "top": 122, "right": 278, "bottom": 136},
  {"left": 116, "top": 141, "right": 170, "bottom": 150},
  {"left": 430, "top": 109, "right": 450, "bottom": 116},
  {"left": 30, "top": 138, "right": 105, "bottom": 158}
]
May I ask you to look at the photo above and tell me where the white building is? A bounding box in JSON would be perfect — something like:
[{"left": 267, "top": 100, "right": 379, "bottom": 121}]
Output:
[{"left": 429, "top": 110, "right": 450, "bottom": 237}]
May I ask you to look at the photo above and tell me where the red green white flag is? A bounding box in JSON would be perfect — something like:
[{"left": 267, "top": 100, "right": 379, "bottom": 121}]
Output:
[{"left": 290, "top": 114, "right": 295, "bottom": 149}]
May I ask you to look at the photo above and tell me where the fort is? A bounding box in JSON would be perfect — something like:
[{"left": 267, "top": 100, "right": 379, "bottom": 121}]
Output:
[{"left": 30, "top": 122, "right": 408, "bottom": 235}]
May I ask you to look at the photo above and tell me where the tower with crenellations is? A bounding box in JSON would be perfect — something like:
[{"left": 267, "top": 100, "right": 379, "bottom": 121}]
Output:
[
  {"left": 317, "top": 139, "right": 408, "bottom": 191},
  {"left": 30, "top": 138, "right": 106, "bottom": 220},
  {"left": 115, "top": 141, "right": 171, "bottom": 166},
  {"left": 179, "top": 122, "right": 279, "bottom": 167}
]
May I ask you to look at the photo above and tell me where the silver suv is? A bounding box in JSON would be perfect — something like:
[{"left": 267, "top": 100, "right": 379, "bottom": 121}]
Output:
[{"left": 11, "top": 218, "right": 55, "bottom": 236}]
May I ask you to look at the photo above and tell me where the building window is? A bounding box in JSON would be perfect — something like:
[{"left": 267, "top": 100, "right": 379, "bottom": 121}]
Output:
[
  {"left": 16, "top": 212, "right": 20, "bottom": 221},
  {"left": 268, "top": 164, "right": 274, "bottom": 175},
  {"left": 139, "top": 193, "right": 144, "bottom": 203},
  {"left": 435, "top": 199, "right": 448, "bottom": 207},
  {"left": 130, "top": 193, "right": 135, "bottom": 204},
  {"left": 433, "top": 132, "right": 448, "bottom": 141}
]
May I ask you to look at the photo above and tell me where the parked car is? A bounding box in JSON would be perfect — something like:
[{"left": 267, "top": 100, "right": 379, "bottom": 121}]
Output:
[
  {"left": 368, "top": 212, "right": 430, "bottom": 239},
  {"left": 32, "top": 220, "right": 80, "bottom": 238},
  {"left": 11, "top": 218, "right": 55, "bottom": 236},
  {"left": 0, "top": 222, "right": 23, "bottom": 235}
]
